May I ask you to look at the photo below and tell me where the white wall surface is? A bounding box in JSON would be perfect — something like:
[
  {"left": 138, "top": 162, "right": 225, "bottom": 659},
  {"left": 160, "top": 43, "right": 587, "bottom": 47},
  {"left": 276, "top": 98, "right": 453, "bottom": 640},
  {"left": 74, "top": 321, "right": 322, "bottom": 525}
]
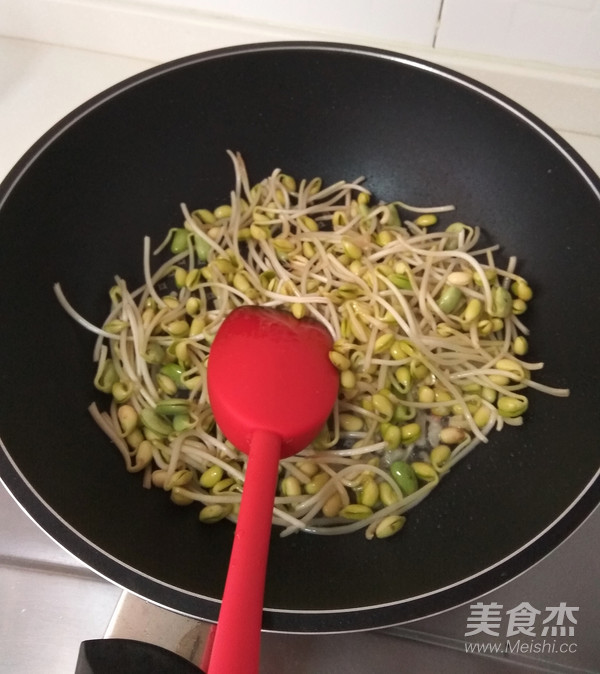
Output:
[
  {"left": 437, "top": 0, "right": 600, "bottom": 71},
  {"left": 1, "top": 0, "right": 599, "bottom": 71},
  {"left": 123, "top": 0, "right": 443, "bottom": 45}
]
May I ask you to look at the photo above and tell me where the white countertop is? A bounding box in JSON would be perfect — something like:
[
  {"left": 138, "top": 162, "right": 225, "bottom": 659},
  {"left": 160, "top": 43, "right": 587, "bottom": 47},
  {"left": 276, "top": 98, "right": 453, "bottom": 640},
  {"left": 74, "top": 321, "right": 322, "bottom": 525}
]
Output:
[{"left": 1, "top": 32, "right": 600, "bottom": 674}]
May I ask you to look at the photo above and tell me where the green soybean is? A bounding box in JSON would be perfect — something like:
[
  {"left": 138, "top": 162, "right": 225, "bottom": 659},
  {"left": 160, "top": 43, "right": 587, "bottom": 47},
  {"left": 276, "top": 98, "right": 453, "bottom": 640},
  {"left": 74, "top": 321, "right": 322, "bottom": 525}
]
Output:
[{"left": 390, "top": 461, "right": 418, "bottom": 496}]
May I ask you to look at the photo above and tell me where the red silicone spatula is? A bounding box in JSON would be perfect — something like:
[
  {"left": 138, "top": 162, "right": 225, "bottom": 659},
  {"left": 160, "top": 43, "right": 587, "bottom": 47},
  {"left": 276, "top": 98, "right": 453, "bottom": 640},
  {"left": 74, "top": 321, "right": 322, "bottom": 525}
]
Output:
[{"left": 203, "top": 306, "right": 339, "bottom": 674}]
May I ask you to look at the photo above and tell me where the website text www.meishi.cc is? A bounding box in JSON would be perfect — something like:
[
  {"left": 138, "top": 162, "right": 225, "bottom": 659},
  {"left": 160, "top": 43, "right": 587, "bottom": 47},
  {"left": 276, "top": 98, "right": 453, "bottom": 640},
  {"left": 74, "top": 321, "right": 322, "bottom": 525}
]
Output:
[{"left": 465, "top": 639, "right": 578, "bottom": 656}]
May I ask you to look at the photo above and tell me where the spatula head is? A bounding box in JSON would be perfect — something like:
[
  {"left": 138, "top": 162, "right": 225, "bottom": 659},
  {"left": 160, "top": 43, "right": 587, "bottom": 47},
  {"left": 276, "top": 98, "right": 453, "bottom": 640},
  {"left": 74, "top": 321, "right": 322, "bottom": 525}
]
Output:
[{"left": 207, "top": 306, "right": 339, "bottom": 458}]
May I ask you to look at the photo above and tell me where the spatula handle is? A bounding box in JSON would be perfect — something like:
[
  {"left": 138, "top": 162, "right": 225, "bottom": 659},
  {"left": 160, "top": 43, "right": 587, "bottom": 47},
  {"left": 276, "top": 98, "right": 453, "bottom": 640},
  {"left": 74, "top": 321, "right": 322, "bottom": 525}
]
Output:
[{"left": 206, "top": 429, "right": 281, "bottom": 674}]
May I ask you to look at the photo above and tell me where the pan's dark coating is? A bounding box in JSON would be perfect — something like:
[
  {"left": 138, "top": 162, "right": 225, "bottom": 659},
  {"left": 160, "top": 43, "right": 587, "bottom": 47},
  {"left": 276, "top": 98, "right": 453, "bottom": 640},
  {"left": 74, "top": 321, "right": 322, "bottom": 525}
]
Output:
[{"left": 0, "top": 43, "right": 599, "bottom": 632}]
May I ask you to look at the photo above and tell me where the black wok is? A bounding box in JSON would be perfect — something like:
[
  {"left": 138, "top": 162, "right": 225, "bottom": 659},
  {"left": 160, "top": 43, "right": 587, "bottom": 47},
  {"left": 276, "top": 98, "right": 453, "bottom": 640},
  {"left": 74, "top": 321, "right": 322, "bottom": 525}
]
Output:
[{"left": 0, "top": 42, "right": 599, "bottom": 633}]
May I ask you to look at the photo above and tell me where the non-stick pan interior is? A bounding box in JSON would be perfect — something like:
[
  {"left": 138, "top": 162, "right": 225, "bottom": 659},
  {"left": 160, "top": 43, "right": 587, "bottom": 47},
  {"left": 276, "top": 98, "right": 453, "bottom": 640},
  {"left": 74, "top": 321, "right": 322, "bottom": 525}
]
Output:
[{"left": 0, "top": 43, "right": 599, "bottom": 632}]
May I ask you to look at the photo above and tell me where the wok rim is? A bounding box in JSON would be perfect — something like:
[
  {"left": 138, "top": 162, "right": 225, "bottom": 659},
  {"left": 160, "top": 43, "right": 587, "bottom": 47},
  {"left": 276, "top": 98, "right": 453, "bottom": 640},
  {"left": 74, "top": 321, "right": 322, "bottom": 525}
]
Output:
[{"left": 1, "top": 40, "right": 600, "bottom": 633}]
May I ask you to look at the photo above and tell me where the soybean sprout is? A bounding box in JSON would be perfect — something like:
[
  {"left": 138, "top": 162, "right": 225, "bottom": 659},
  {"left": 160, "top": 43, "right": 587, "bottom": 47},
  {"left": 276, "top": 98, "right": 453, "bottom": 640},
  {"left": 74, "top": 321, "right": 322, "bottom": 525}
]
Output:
[{"left": 54, "top": 150, "right": 569, "bottom": 540}]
